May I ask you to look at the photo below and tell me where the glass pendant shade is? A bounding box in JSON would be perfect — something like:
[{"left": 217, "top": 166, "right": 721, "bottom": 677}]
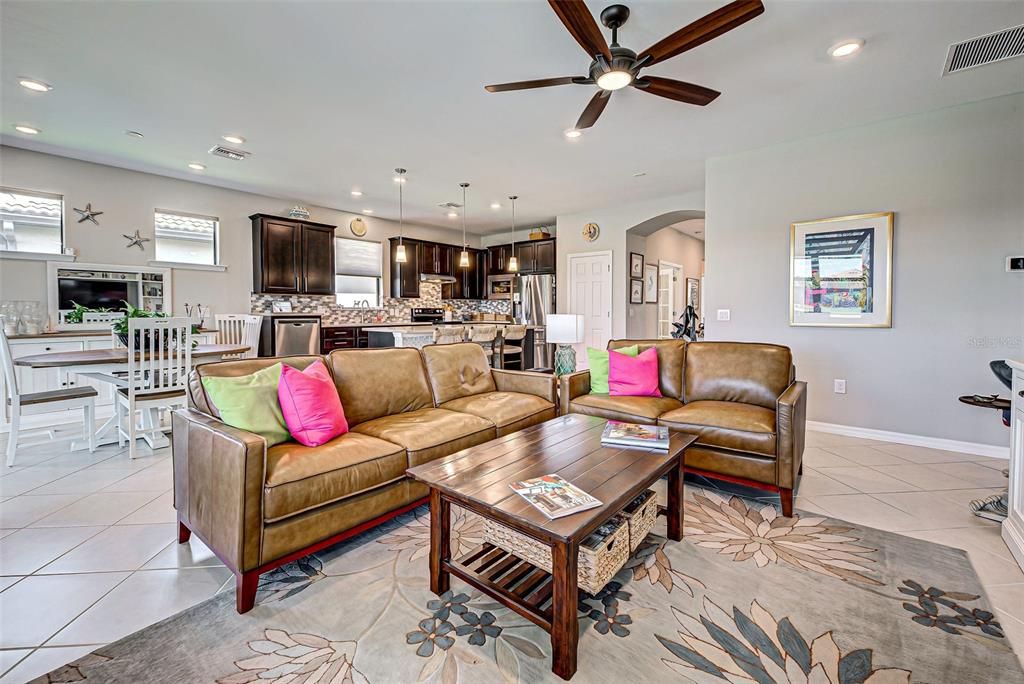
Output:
[
  {"left": 459, "top": 250, "right": 470, "bottom": 268},
  {"left": 507, "top": 255, "right": 519, "bottom": 272},
  {"left": 395, "top": 243, "right": 407, "bottom": 263}
]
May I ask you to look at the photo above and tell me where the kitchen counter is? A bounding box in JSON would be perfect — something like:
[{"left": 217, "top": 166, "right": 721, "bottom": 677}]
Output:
[
  {"left": 363, "top": 325, "right": 436, "bottom": 349},
  {"left": 8, "top": 327, "right": 218, "bottom": 340}
]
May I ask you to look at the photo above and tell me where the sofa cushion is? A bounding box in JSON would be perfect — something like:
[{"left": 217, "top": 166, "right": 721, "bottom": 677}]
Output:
[
  {"left": 278, "top": 360, "right": 348, "bottom": 447},
  {"left": 609, "top": 347, "right": 662, "bottom": 397},
  {"left": 587, "top": 345, "right": 637, "bottom": 394},
  {"left": 420, "top": 343, "right": 497, "bottom": 405},
  {"left": 441, "top": 391, "right": 554, "bottom": 431},
  {"left": 327, "top": 348, "right": 434, "bottom": 427},
  {"left": 658, "top": 400, "right": 777, "bottom": 456},
  {"left": 684, "top": 342, "right": 791, "bottom": 410},
  {"left": 608, "top": 339, "right": 685, "bottom": 399},
  {"left": 263, "top": 432, "right": 408, "bottom": 522},
  {"left": 569, "top": 393, "right": 683, "bottom": 423},
  {"left": 352, "top": 408, "right": 496, "bottom": 467},
  {"left": 200, "top": 363, "right": 290, "bottom": 447},
  {"left": 189, "top": 356, "right": 321, "bottom": 418}
]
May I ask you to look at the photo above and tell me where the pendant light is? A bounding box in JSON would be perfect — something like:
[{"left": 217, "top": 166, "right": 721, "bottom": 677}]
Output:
[
  {"left": 394, "top": 168, "right": 407, "bottom": 263},
  {"left": 458, "top": 182, "right": 470, "bottom": 268},
  {"left": 507, "top": 195, "right": 519, "bottom": 273}
]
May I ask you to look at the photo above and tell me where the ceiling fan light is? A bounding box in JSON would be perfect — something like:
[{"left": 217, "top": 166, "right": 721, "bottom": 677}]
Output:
[
  {"left": 459, "top": 250, "right": 470, "bottom": 268},
  {"left": 564, "top": 128, "right": 583, "bottom": 139},
  {"left": 596, "top": 69, "right": 632, "bottom": 91},
  {"left": 395, "top": 243, "right": 407, "bottom": 263},
  {"left": 828, "top": 39, "right": 864, "bottom": 58}
]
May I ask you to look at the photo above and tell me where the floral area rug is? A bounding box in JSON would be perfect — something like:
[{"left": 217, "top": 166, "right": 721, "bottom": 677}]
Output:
[{"left": 35, "top": 486, "right": 1024, "bottom": 684}]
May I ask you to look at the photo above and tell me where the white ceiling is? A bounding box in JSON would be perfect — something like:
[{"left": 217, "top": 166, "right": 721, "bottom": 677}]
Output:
[
  {"left": 672, "top": 218, "right": 706, "bottom": 241},
  {"left": 2, "top": 1, "right": 1022, "bottom": 234}
]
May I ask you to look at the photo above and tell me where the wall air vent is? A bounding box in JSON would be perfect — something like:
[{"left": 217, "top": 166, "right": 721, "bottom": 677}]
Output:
[
  {"left": 207, "top": 145, "right": 251, "bottom": 161},
  {"left": 943, "top": 23, "right": 1024, "bottom": 75}
]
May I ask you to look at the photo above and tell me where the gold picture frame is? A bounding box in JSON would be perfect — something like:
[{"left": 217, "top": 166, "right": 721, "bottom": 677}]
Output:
[{"left": 789, "top": 211, "right": 894, "bottom": 328}]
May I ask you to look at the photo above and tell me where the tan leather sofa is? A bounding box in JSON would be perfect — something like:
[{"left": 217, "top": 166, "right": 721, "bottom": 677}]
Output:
[
  {"left": 172, "top": 343, "right": 556, "bottom": 613},
  {"left": 560, "top": 339, "right": 806, "bottom": 516}
]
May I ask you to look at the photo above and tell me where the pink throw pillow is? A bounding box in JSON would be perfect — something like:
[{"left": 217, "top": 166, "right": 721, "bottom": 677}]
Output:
[
  {"left": 608, "top": 347, "right": 662, "bottom": 397},
  {"left": 277, "top": 361, "right": 348, "bottom": 446}
]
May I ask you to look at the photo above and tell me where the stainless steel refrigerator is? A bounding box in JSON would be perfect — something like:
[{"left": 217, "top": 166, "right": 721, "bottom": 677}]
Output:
[{"left": 515, "top": 274, "right": 555, "bottom": 368}]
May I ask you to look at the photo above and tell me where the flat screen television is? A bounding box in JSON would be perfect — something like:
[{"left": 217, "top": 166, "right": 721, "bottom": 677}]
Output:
[{"left": 58, "top": 279, "right": 131, "bottom": 311}]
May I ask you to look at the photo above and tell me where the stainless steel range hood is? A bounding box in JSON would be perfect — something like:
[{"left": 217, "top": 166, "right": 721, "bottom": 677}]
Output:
[{"left": 420, "top": 273, "right": 456, "bottom": 284}]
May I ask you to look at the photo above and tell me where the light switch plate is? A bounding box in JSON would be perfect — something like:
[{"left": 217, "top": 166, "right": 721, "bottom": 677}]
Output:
[
  {"left": 1008, "top": 256, "right": 1024, "bottom": 272},
  {"left": 717, "top": 309, "right": 731, "bottom": 321},
  {"left": 834, "top": 379, "right": 847, "bottom": 394}
]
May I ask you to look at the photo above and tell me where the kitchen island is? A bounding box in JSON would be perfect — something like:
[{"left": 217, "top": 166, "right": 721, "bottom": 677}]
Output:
[{"left": 363, "top": 325, "right": 436, "bottom": 349}]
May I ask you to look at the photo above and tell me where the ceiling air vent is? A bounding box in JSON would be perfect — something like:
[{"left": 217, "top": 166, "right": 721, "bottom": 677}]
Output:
[
  {"left": 943, "top": 23, "right": 1024, "bottom": 75},
  {"left": 207, "top": 145, "right": 251, "bottom": 161},
  {"left": 437, "top": 202, "right": 462, "bottom": 210}
]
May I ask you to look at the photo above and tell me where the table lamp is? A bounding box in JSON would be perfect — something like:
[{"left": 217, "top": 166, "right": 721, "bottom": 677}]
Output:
[{"left": 546, "top": 314, "right": 584, "bottom": 375}]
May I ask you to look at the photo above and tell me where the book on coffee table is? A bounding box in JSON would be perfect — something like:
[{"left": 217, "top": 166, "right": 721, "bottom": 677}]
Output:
[
  {"left": 509, "top": 474, "right": 602, "bottom": 519},
  {"left": 601, "top": 420, "right": 670, "bottom": 450}
]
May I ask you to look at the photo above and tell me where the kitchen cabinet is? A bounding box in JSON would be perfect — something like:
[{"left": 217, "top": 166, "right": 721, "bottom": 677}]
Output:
[
  {"left": 488, "top": 244, "right": 513, "bottom": 274},
  {"left": 321, "top": 326, "right": 374, "bottom": 353},
  {"left": 448, "top": 248, "right": 487, "bottom": 300},
  {"left": 491, "top": 238, "right": 556, "bottom": 275},
  {"left": 251, "top": 214, "right": 336, "bottom": 295},
  {"left": 419, "top": 242, "right": 453, "bottom": 277},
  {"left": 389, "top": 238, "right": 421, "bottom": 298}
]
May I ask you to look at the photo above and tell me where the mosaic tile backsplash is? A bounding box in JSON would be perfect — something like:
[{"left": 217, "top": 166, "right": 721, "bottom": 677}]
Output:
[{"left": 250, "top": 281, "right": 511, "bottom": 325}]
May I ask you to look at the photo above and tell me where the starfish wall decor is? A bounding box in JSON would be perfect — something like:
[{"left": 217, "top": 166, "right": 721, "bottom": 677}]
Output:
[
  {"left": 73, "top": 203, "right": 104, "bottom": 225},
  {"left": 123, "top": 230, "right": 150, "bottom": 250}
]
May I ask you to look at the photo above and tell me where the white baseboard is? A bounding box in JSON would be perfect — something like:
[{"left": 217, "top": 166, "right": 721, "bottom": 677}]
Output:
[{"left": 807, "top": 420, "right": 1010, "bottom": 460}]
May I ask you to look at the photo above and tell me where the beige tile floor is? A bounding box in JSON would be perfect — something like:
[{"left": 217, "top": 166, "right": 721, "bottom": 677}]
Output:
[{"left": 0, "top": 427, "right": 1020, "bottom": 681}]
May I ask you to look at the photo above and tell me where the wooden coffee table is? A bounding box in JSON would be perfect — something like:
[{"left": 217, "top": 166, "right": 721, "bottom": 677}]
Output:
[{"left": 406, "top": 414, "right": 696, "bottom": 680}]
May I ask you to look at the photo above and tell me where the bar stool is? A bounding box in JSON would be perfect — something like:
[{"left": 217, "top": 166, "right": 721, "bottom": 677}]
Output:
[
  {"left": 497, "top": 324, "right": 527, "bottom": 370},
  {"left": 433, "top": 326, "right": 466, "bottom": 345},
  {"left": 467, "top": 325, "right": 498, "bottom": 366}
]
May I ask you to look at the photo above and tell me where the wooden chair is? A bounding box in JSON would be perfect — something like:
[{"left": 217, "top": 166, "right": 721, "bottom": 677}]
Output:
[
  {"left": 116, "top": 317, "right": 191, "bottom": 459},
  {"left": 433, "top": 326, "right": 466, "bottom": 345},
  {"left": 215, "top": 314, "right": 262, "bottom": 358},
  {"left": 497, "top": 324, "right": 527, "bottom": 370},
  {"left": 467, "top": 325, "right": 499, "bottom": 366},
  {"left": 1, "top": 328, "right": 96, "bottom": 467}
]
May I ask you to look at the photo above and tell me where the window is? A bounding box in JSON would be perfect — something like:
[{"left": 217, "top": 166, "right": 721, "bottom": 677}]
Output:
[
  {"left": 154, "top": 209, "right": 218, "bottom": 265},
  {"left": 0, "top": 187, "right": 63, "bottom": 254},
  {"left": 335, "top": 238, "right": 382, "bottom": 307}
]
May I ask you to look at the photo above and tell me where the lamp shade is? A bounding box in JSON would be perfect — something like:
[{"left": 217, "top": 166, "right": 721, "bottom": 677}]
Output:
[{"left": 546, "top": 314, "right": 584, "bottom": 344}]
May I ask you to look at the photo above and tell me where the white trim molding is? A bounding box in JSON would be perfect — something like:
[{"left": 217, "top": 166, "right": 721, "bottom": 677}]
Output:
[
  {"left": 147, "top": 260, "right": 227, "bottom": 272},
  {"left": 0, "top": 250, "right": 75, "bottom": 262},
  {"left": 807, "top": 420, "right": 1010, "bottom": 460}
]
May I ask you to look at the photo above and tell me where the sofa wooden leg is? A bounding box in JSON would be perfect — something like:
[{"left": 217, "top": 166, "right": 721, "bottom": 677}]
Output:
[
  {"left": 779, "top": 488, "right": 794, "bottom": 518},
  {"left": 236, "top": 571, "right": 259, "bottom": 614},
  {"left": 798, "top": 463, "right": 804, "bottom": 476},
  {"left": 177, "top": 520, "right": 191, "bottom": 544}
]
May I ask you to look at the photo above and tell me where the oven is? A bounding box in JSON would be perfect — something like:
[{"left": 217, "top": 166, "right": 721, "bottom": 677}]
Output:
[
  {"left": 411, "top": 307, "right": 444, "bottom": 323},
  {"left": 486, "top": 275, "right": 516, "bottom": 300}
]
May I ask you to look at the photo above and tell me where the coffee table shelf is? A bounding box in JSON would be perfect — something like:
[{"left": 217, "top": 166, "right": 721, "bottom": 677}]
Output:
[{"left": 452, "top": 542, "right": 561, "bottom": 630}]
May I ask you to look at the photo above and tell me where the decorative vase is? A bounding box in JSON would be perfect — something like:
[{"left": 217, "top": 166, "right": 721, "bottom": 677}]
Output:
[{"left": 554, "top": 344, "right": 577, "bottom": 376}]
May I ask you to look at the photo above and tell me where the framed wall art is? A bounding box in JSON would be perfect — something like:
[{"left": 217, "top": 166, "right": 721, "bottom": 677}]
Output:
[
  {"left": 686, "top": 277, "right": 700, "bottom": 313},
  {"left": 790, "top": 212, "right": 894, "bottom": 327},
  {"left": 644, "top": 263, "right": 658, "bottom": 303},
  {"left": 629, "top": 252, "right": 644, "bottom": 279},
  {"left": 629, "top": 278, "right": 644, "bottom": 305}
]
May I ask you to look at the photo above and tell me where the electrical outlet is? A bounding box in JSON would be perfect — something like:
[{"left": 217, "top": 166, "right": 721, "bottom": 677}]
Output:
[
  {"left": 834, "top": 379, "right": 847, "bottom": 394},
  {"left": 717, "top": 309, "right": 731, "bottom": 321}
]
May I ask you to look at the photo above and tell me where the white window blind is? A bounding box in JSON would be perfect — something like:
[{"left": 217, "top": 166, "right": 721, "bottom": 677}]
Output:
[
  {"left": 335, "top": 238, "right": 382, "bottom": 277},
  {"left": 0, "top": 187, "right": 63, "bottom": 254},
  {"left": 154, "top": 209, "right": 218, "bottom": 265}
]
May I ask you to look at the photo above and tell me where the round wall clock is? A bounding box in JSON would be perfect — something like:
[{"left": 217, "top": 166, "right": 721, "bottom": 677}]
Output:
[
  {"left": 582, "top": 222, "right": 600, "bottom": 242},
  {"left": 349, "top": 217, "right": 367, "bottom": 237}
]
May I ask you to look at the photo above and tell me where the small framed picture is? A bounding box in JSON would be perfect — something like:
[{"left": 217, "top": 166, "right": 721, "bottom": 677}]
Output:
[
  {"left": 686, "top": 278, "right": 700, "bottom": 312},
  {"left": 644, "top": 264, "right": 658, "bottom": 303},
  {"left": 629, "top": 252, "right": 644, "bottom": 279},
  {"left": 629, "top": 278, "right": 644, "bottom": 304}
]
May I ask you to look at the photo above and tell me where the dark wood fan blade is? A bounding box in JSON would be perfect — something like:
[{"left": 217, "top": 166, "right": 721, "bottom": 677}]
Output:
[
  {"left": 638, "top": 0, "right": 764, "bottom": 66},
  {"left": 485, "top": 77, "right": 580, "bottom": 93},
  {"left": 634, "top": 76, "right": 720, "bottom": 106},
  {"left": 548, "top": 0, "right": 611, "bottom": 60},
  {"left": 575, "top": 90, "right": 611, "bottom": 129}
]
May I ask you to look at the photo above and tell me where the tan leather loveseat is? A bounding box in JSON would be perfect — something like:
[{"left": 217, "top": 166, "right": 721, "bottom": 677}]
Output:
[
  {"left": 172, "top": 343, "right": 556, "bottom": 613},
  {"left": 561, "top": 340, "right": 806, "bottom": 516}
]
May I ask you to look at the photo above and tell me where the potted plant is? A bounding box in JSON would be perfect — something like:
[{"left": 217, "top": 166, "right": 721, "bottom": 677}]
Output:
[
  {"left": 111, "top": 302, "right": 199, "bottom": 349},
  {"left": 64, "top": 301, "right": 116, "bottom": 324}
]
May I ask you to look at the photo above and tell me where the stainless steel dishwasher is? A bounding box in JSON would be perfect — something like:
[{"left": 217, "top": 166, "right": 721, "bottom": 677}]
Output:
[{"left": 273, "top": 318, "right": 320, "bottom": 355}]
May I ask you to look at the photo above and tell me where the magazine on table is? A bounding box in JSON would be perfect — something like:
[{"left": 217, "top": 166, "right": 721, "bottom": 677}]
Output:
[
  {"left": 600, "top": 420, "right": 670, "bottom": 451},
  {"left": 509, "top": 474, "right": 602, "bottom": 519}
]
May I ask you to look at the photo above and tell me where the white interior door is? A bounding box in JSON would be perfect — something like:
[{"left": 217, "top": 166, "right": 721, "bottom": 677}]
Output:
[
  {"left": 567, "top": 251, "right": 612, "bottom": 362},
  {"left": 658, "top": 261, "right": 683, "bottom": 338}
]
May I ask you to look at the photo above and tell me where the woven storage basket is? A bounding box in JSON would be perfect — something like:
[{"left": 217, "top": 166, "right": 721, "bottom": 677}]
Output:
[
  {"left": 621, "top": 490, "right": 659, "bottom": 551},
  {"left": 483, "top": 516, "right": 630, "bottom": 595}
]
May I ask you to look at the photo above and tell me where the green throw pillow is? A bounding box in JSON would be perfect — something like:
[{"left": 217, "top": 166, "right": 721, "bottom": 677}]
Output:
[
  {"left": 587, "top": 345, "right": 638, "bottom": 394},
  {"left": 201, "top": 363, "right": 290, "bottom": 446}
]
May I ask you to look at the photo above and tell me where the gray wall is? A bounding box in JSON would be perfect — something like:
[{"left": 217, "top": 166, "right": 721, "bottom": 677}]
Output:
[
  {"left": 704, "top": 93, "right": 1024, "bottom": 448},
  {"left": 0, "top": 147, "right": 480, "bottom": 316}
]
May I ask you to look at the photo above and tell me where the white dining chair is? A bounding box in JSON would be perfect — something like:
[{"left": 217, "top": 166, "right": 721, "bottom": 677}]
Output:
[
  {"left": 1, "top": 327, "right": 96, "bottom": 467},
  {"left": 216, "top": 314, "right": 262, "bottom": 358},
  {"left": 116, "top": 317, "right": 191, "bottom": 459}
]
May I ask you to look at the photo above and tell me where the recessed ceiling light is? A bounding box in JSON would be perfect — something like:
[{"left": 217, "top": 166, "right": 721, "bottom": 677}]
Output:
[
  {"left": 596, "top": 70, "right": 633, "bottom": 91},
  {"left": 828, "top": 39, "right": 864, "bottom": 58},
  {"left": 222, "top": 134, "right": 245, "bottom": 145},
  {"left": 350, "top": 190, "right": 363, "bottom": 197},
  {"left": 187, "top": 162, "right": 206, "bottom": 171},
  {"left": 564, "top": 128, "right": 582, "bottom": 139},
  {"left": 125, "top": 130, "right": 145, "bottom": 139},
  {"left": 18, "top": 78, "right": 52, "bottom": 92},
  {"left": 490, "top": 202, "right": 501, "bottom": 210},
  {"left": 362, "top": 209, "right": 374, "bottom": 214},
  {"left": 13, "top": 124, "right": 40, "bottom": 135}
]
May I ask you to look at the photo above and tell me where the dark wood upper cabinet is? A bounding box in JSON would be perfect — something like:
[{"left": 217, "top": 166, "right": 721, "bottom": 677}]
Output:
[
  {"left": 515, "top": 242, "right": 537, "bottom": 274},
  {"left": 488, "top": 244, "right": 512, "bottom": 273},
  {"left": 251, "top": 214, "right": 336, "bottom": 295},
  {"left": 534, "top": 239, "right": 556, "bottom": 273},
  {"left": 491, "top": 238, "right": 555, "bottom": 275},
  {"left": 419, "top": 242, "right": 453, "bottom": 277},
  {"left": 390, "top": 238, "right": 420, "bottom": 298},
  {"left": 449, "top": 248, "right": 487, "bottom": 300}
]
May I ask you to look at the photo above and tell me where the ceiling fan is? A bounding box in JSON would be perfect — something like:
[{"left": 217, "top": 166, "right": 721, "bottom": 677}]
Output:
[{"left": 485, "top": 0, "right": 765, "bottom": 132}]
